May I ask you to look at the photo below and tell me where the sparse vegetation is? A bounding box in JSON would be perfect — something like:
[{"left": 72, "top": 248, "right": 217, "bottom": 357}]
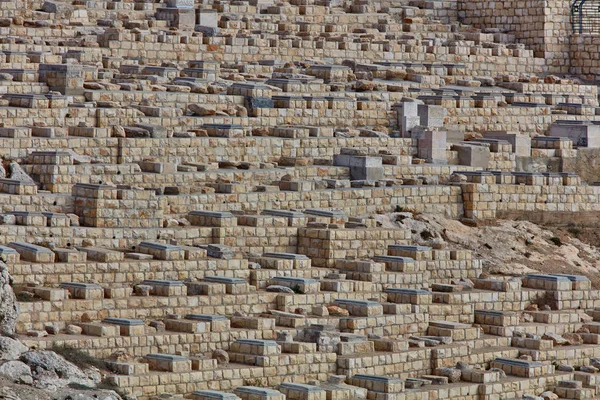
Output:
[
  {"left": 13, "top": 285, "right": 41, "bottom": 303},
  {"left": 51, "top": 344, "right": 107, "bottom": 371},
  {"left": 549, "top": 236, "right": 563, "bottom": 246}
]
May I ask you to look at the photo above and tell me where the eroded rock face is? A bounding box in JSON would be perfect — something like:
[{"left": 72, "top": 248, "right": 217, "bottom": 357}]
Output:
[
  {"left": 20, "top": 350, "right": 99, "bottom": 390},
  {"left": 0, "top": 262, "right": 18, "bottom": 336},
  {"left": 8, "top": 162, "right": 36, "bottom": 185}
]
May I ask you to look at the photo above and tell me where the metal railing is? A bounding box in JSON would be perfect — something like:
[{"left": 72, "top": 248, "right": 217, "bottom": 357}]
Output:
[{"left": 572, "top": 0, "right": 600, "bottom": 34}]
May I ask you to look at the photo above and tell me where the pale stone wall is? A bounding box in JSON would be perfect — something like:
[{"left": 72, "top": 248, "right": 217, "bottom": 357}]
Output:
[
  {"left": 460, "top": 179, "right": 600, "bottom": 220},
  {"left": 458, "top": 0, "right": 572, "bottom": 74},
  {"left": 570, "top": 35, "right": 600, "bottom": 80}
]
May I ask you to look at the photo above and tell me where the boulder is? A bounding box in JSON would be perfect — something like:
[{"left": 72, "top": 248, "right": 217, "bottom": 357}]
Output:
[
  {"left": 177, "top": 218, "right": 191, "bottom": 226},
  {"left": 212, "top": 349, "right": 229, "bottom": 365},
  {"left": 123, "top": 126, "right": 150, "bottom": 138},
  {"left": 163, "top": 218, "right": 179, "bottom": 228},
  {"left": 188, "top": 104, "right": 217, "bottom": 116},
  {"left": 0, "top": 337, "right": 28, "bottom": 361},
  {"left": 580, "top": 313, "right": 593, "bottom": 322},
  {"left": 542, "top": 333, "right": 567, "bottom": 346},
  {"left": 65, "top": 325, "right": 82, "bottom": 335},
  {"left": 544, "top": 75, "right": 560, "bottom": 84},
  {"left": 326, "top": 305, "right": 349, "bottom": 316},
  {"left": 0, "top": 360, "right": 33, "bottom": 384},
  {"left": 355, "top": 80, "right": 375, "bottom": 92},
  {"left": 563, "top": 332, "right": 583, "bottom": 345},
  {"left": 83, "top": 82, "right": 104, "bottom": 90},
  {"left": 45, "top": 325, "right": 60, "bottom": 335},
  {"left": 475, "top": 76, "right": 495, "bottom": 87},
  {"left": 450, "top": 173, "right": 467, "bottom": 183}
]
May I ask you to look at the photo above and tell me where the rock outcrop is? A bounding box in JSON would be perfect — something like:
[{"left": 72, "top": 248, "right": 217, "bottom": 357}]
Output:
[
  {"left": 0, "top": 262, "right": 18, "bottom": 336},
  {"left": 20, "top": 350, "right": 100, "bottom": 390},
  {"left": 8, "top": 162, "right": 36, "bottom": 185}
]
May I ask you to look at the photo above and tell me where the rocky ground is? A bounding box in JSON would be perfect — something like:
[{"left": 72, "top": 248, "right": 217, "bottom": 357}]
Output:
[
  {"left": 376, "top": 212, "right": 600, "bottom": 288},
  {"left": 0, "top": 378, "right": 121, "bottom": 400}
]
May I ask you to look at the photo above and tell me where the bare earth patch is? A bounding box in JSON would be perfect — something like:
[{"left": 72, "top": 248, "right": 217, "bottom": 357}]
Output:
[{"left": 376, "top": 212, "right": 600, "bottom": 288}]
